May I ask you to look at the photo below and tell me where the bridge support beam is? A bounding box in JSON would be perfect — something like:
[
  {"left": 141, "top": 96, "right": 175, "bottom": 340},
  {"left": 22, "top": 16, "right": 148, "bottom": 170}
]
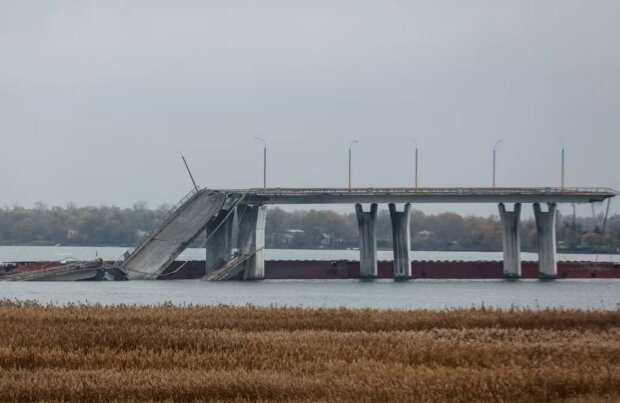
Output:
[
  {"left": 498, "top": 203, "right": 521, "bottom": 278},
  {"left": 205, "top": 209, "right": 235, "bottom": 275},
  {"left": 534, "top": 203, "right": 558, "bottom": 279},
  {"left": 355, "top": 203, "right": 378, "bottom": 278},
  {"left": 238, "top": 205, "right": 267, "bottom": 280},
  {"left": 389, "top": 203, "right": 412, "bottom": 279}
]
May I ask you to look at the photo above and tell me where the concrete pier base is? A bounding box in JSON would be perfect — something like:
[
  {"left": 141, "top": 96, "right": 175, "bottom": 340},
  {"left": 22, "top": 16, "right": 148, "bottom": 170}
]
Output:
[
  {"left": 355, "top": 203, "right": 378, "bottom": 278},
  {"left": 238, "top": 205, "right": 267, "bottom": 280},
  {"left": 205, "top": 209, "right": 235, "bottom": 275},
  {"left": 498, "top": 203, "right": 521, "bottom": 278},
  {"left": 534, "top": 203, "right": 558, "bottom": 279},
  {"left": 389, "top": 203, "right": 412, "bottom": 279}
]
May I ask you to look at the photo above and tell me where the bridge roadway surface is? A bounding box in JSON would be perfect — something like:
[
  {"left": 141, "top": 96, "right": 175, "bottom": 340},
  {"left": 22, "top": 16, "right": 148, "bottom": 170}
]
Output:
[
  {"left": 121, "top": 190, "right": 229, "bottom": 280},
  {"left": 230, "top": 187, "right": 618, "bottom": 205},
  {"left": 121, "top": 187, "right": 618, "bottom": 280}
]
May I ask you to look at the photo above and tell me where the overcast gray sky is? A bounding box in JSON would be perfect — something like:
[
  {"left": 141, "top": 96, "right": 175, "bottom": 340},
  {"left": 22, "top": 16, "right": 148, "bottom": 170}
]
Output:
[{"left": 1, "top": 1, "right": 619, "bottom": 217}]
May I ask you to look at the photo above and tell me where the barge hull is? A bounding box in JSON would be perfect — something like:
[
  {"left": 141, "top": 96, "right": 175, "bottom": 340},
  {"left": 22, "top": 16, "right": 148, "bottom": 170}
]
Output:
[
  {"left": 159, "top": 260, "right": 620, "bottom": 280},
  {"left": 4, "top": 260, "right": 619, "bottom": 280}
]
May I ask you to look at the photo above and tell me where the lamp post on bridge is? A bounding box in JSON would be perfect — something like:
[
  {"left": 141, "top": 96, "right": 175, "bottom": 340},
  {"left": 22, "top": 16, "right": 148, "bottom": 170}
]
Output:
[
  {"left": 410, "top": 138, "right": 419, "bottom": 190},
  {"left": 561, "top": 144, "right": 565, "bottom": 190},
  {"left": 254, "top": 137, "right": 267, "bottom": 189},
  {"left": 493, "top": 139, "right": 504, "bottom": 188},
  {"left": 348, "top": 140, "right": 358, "bottom": 189}
]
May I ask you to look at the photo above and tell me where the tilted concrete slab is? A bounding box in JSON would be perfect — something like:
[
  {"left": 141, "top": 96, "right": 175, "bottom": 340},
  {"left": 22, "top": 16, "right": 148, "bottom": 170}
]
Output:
[
  {"left": 204, "top": 252, "right": 256, "bottom": 281},
  {"left": 122, "top": 190, "right": 227, "bottom": 279}
]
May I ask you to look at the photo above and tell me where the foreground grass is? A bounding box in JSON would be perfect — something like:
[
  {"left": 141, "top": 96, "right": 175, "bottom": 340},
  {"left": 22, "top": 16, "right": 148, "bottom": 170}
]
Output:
[{"left": 0, "top": 301, "right": 619, "bottom": 402}]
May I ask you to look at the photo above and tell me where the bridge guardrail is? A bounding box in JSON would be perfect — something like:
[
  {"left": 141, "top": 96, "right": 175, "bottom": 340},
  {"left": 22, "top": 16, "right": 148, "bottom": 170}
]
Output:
[
  {"left": 245, "top": 187, "right": 618, "bottom": 196},
  {"left": 147, "top": 188, "right": 200, "bottom": 237},
  {"left": 119, "top": 188, "right": 200, "bottom": 265}
]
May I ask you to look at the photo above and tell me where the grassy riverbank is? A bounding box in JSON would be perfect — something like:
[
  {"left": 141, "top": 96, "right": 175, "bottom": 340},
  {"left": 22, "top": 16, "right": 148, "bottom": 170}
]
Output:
[{"left": 0, "top": 301, "right": 619, "bottom": 402}]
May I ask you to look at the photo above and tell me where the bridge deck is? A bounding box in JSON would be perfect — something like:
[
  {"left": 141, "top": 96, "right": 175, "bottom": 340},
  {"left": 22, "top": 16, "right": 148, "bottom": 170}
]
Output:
[
  {"left": 121, "top": 190, "right": 227, "bottom": 280},
  {"left": 224, "top": 187, "right": 618, "bottom": 205}
]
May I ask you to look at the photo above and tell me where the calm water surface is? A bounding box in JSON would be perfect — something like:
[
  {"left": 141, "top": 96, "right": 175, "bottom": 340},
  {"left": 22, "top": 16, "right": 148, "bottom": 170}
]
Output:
[{"left": 1, "top": 279, "right": 619, "bottom": 311}]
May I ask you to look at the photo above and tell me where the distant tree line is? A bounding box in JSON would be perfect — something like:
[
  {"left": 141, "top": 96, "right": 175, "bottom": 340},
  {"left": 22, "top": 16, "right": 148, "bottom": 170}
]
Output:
[
  {"left": 266, "top": 208, "right": 620, "bottom": 253},
  {"left": 0, "top": 203, "right": 170, "bottom": 247},
  {"left": 0, "top": 204, "right": 619, "bottom": 253}
]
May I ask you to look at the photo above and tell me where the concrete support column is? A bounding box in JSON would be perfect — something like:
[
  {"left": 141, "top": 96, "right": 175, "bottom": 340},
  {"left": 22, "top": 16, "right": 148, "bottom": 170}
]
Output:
[
  {"left": 355, "top": 203, "right": 378, "bottom": 278},
  {"left": 205, "top": 209, "right": 235, "bottom": 275},
  {"left": 534, "top": 203, "right": 558, "bottom": 279},
  {"left": 498, "top": 203, "right": 521, "bottom": 278},
  {"left": 389, "top": 203, "right": 412, "bottom": 279},
  {"left": 238, "top": 205, "right": 267, "bottom": 280}
]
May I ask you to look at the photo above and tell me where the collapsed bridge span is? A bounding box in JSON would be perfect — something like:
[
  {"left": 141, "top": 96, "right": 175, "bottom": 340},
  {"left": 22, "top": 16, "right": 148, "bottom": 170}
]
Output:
[{"left": 122, "top": 190, "right": 237, "bottom": 280}]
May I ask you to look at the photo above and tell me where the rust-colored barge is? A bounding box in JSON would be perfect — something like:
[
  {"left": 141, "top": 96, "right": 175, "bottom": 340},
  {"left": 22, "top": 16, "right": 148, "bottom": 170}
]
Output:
[{"left": 158, "top": 260, "right": 620, "bottom": 280}]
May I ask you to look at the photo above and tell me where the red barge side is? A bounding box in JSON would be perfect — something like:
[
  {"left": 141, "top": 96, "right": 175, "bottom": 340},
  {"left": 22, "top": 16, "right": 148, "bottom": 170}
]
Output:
[
  {"left": 158, "top": 260, "right": 620, "bottom": 280},
  {"left": 3, "top": 260, "right": 619, "bottom": 280}
]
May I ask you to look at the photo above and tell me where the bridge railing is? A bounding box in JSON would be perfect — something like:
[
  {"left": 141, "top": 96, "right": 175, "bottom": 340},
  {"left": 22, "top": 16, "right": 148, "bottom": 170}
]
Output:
[
  {"left": 247, "top": 187, "right": 618, "bottom": 196},
  {"left": 119, "top": 188, "right": 200, "bottom": 265},
  {"left": 150, "top": 188, "right": 201, "bottom": 234}
]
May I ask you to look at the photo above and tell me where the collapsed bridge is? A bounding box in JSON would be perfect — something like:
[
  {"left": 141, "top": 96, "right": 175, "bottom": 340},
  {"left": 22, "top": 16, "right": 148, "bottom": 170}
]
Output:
[{"left": 120, "top": 187, "right": 619, "bottom": 280}]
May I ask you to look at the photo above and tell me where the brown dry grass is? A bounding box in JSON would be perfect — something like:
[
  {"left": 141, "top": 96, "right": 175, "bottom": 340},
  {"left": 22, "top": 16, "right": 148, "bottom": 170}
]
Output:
[{"left": 0, "top": 300, "right": 619, "bottom": 402}]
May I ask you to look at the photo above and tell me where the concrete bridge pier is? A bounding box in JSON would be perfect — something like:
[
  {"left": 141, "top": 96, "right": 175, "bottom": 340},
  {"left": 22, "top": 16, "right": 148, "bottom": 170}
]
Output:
[
  {"left": 355, "top": 203, "right": 378, "bottom": 278},
  {"left": 534, "top": 203, "right": 558, "bottom": 279},
  {"left": 205, "top": 209, "right": 235, "bottom": 275},
  {"left": 238, "top": 205, "right": 267, "bottom": 280},
  {"left": 498, "top": 203, "right": 522, "bottom": 278},
  {"left": 389, "top": 203, "right": 412, "bottom": 279}
]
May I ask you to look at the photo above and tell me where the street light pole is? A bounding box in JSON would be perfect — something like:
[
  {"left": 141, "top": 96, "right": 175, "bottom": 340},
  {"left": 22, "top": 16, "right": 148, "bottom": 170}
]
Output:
[
  {"left": 254, "top": 137, "right": 267, "bottom": 189},
  {"left": 348, "top": 140, "right": 358, "bottom": 189},
  {"left": 493, "top": 139, "right": 504, "bottom": 188},
  {"left": 410, "top": 138, "right": 418, "bottom": 190},
  {"left": 561, "top": 145, "right": 565, "bottom": 190}
]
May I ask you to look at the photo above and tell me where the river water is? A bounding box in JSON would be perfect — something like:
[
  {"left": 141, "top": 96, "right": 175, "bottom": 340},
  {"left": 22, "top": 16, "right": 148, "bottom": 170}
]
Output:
[
  {"left": 1, "top": 246, "right": 619, "bottom": 310},
  {"left": 0, "top": 279, "right": 619, "bottom": 311}
]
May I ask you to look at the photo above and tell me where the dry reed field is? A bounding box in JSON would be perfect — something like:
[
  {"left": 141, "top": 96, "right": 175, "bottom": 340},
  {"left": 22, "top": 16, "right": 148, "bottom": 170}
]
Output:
[{"left": 0, "top": 300, "right": 619, "bottom": 402}]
